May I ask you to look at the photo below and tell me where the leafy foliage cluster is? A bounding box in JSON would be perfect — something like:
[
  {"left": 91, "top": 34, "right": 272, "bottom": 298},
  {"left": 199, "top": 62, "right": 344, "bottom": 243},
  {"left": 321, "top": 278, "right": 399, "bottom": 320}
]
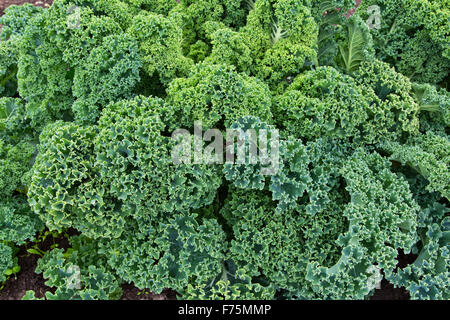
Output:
[{"left": 0, "top": 0, "right": 448, "bottom": 300}]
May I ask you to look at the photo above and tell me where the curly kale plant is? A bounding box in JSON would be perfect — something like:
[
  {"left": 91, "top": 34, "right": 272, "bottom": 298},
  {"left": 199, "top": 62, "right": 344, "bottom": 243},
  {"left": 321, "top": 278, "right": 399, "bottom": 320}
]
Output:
[
  {"left": 356, "top": 0, "right": 450, "bottom": 84},
  {"left": 0, "top": 0, "right": 448, "bottom": 300}
]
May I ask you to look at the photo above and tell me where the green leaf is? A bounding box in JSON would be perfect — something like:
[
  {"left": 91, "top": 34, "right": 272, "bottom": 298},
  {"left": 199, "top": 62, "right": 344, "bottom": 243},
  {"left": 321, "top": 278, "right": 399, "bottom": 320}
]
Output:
[
  {"left": 337, "top": 17, "right": 371, "bottom": 73},
  {"left": 27, "top": 248, "right": 43, "bottom": 256}
]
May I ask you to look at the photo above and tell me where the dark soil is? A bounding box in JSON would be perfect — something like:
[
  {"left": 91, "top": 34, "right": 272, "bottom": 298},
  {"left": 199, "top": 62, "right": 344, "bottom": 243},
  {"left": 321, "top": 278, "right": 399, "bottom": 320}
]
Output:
[
  {"left": 0, "top": 251, "right": 50, "bottom": 300},
  {"left": 0, "top": 0, "right": 415, "bottom": 301}
]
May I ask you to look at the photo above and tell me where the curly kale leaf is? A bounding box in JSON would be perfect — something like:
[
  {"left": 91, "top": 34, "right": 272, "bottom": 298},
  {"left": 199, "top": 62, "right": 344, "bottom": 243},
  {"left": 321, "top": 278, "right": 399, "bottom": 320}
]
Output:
[
  {"left": 356, "top": 0, "right": 450, "bottom": 84},
  {"left": 166, "top": 63, "right": 273, "bottom": 131},
  {"left": 0, "top": 3, "right": 44, "bottom": 41},
  {"left": 379, "top": 132, "right": 450, "bottom": 200},
  {"left": 34, "top": 247, "right": 122, "bottom": 300},
  {"left": 101, "top": 213, "right": 227, "bottom": 295},
  {"left": 72, "top": 34, "right": 142, "bottom": 124}
]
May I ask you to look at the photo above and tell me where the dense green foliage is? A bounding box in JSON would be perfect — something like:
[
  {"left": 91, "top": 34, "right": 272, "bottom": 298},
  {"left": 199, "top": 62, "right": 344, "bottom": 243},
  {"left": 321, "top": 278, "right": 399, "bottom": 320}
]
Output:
[
  {"left": 0, "top": 0, "right": 448, "bottom": 300},
  {"left": 357, "top": 0, "right": 450, "bottom": 84}
]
